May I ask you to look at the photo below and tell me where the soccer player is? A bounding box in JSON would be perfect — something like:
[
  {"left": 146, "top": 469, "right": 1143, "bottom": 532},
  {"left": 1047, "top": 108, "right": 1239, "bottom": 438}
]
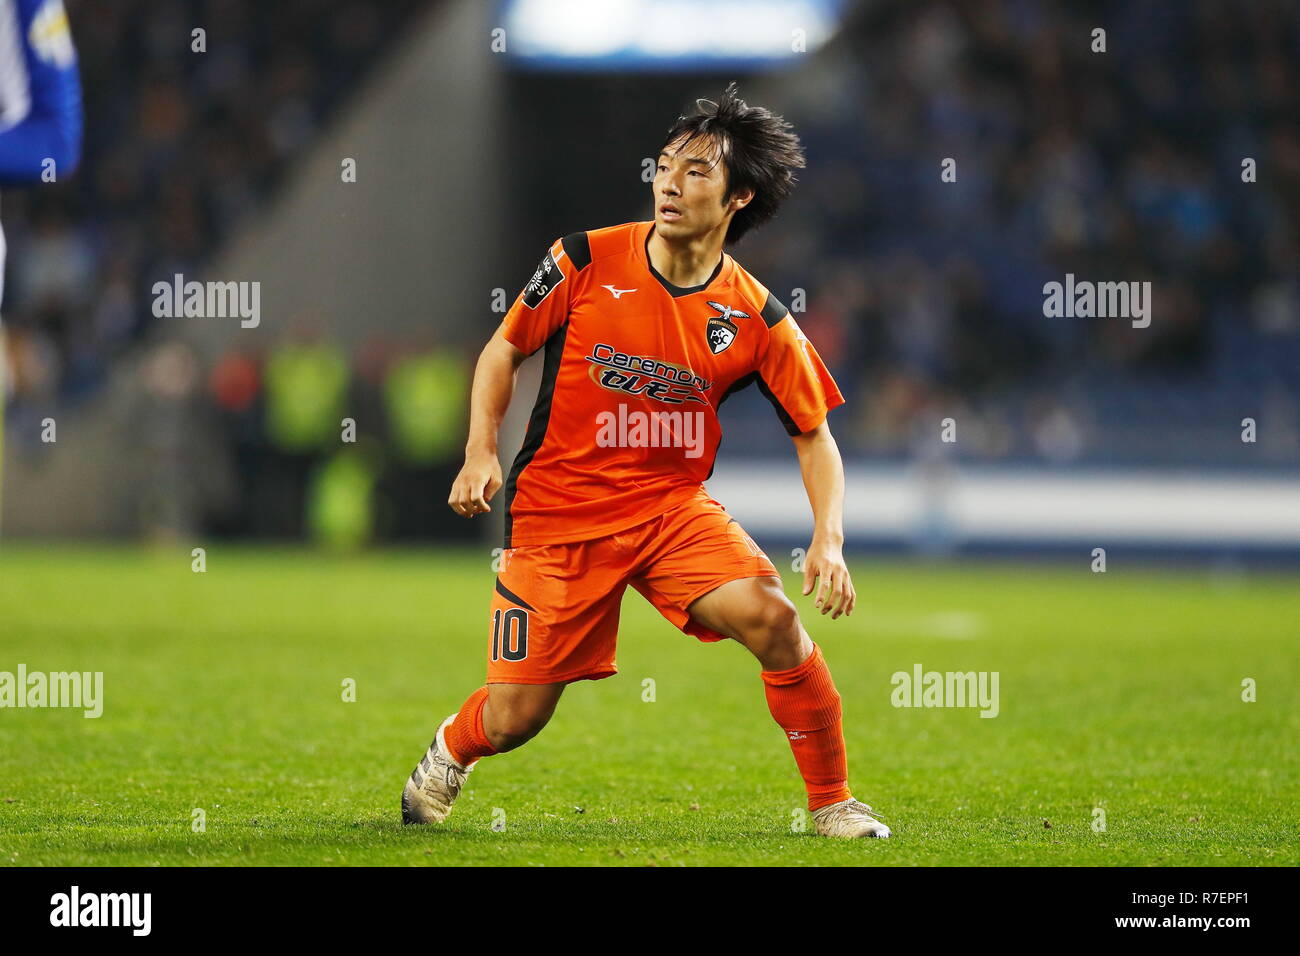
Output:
[{"left": 403, "top": 85, "right": 889, "bottom": 838}]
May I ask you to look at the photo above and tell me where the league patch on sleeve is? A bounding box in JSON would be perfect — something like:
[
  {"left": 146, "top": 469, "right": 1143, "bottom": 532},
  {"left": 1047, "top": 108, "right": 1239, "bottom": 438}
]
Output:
[{"left": 522, "top": 250, "right": 565, "bottom": 309}]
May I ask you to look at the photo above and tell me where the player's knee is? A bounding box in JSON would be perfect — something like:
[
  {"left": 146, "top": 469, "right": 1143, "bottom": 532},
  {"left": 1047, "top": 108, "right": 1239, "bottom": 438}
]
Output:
[
  {"left": 737, "top": 594, "right": 801, "bottom": 662},
  {"left": 756, "top": 594, "right": 799, "bottom": 644}
]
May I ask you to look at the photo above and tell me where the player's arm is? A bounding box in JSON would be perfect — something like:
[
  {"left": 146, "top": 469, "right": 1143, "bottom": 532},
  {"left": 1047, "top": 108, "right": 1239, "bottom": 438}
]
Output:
[
  {"left": 0, "top": 0, "right": 83, "bottom": 184},
  {"left": 448, "top": 327, "right": 528, "bottom": 518},
  {"left": 451, "top": 234, "right": 581, "bottom": 518},
  {"left": 750, "top": 300, "right": 852, "bottom": 618},
  {"left": 0, "top": 107, "right": 80, "bottom": 181},
  {"left": 791, "top": 421, "right": 855, "bottom": 619}
]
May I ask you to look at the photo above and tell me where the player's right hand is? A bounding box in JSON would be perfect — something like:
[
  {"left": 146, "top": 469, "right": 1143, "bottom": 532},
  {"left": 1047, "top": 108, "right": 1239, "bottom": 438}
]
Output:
[{"left": 449, "top": 452, "right": 502, "bottom": 517}]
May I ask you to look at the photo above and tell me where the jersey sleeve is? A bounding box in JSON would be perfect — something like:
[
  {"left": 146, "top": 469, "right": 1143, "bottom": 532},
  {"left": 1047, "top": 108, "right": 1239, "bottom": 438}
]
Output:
[
  {"left": 754, "top": 306, "right": 845, "bottom": 436},
  {"left": 500, "top": 237, "right": 578, "bottom": 357},
  {"left": 0, "top": 0, "right": 83, "bottom": 183}
]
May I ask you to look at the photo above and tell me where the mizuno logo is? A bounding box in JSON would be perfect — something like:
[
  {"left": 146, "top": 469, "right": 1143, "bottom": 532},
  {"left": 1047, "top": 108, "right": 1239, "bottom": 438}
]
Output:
[{"left": 602, "top": 285, "right": 637, "bottom": 299}]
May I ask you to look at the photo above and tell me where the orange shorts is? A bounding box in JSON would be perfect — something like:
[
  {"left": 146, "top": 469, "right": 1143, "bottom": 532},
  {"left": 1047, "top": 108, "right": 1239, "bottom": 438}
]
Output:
[{"left": 486, "top": 486, "right": 782, "bottom": 685}]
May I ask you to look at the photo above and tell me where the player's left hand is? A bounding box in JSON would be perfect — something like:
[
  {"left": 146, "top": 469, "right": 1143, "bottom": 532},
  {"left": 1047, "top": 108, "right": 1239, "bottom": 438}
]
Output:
[{"left": 802, "top": 537, "right": 855, "bottom": 619}]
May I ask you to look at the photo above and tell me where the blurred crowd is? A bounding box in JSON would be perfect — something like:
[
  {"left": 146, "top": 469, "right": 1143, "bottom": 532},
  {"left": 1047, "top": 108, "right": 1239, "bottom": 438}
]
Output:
[
  {"left": 1, "top": 0, "right": 437, "bottom": 541},
  {"left": 1, "top": 0, "right": 425, "bottom": 422},
  {"left": 739, "top": 0, "right": 1300, "bottom": 465}
]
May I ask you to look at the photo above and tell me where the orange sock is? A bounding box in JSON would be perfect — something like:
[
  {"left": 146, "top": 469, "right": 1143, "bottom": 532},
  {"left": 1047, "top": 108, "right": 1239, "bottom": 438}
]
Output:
[
  {"left": 761, "top": 642, "right": 852, "bottom": 812},
  {"left": 443, "top": 686, "right": 498, "bottom": 767}
]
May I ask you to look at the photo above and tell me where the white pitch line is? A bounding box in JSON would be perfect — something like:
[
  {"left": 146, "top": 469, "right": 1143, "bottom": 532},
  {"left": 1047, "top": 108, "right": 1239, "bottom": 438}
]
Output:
[{"left": 861, "top": 611, "right": 984, "bottom": 640}]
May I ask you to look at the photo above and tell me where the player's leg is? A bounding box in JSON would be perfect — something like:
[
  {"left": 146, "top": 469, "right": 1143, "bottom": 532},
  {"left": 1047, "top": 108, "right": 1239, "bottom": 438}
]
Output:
[
  {"left": 401, "top": 681, "right": 564, "bottom": 825},
  {"left": 441, "top": 681, "right": 568, "bottom": 766},
  {"left": 687, "top": 575, "right": 890, "bottom": 838},
  {"left": 402, "top": 537, "right": 628, "bottom": 825},
  {"left": 684, "top": 573, "right": 809, "bottom": 667},
  {"left": 480, "top": 682, "right": 565, "bottom": 751},
  {"left": 630, "top": 492, "right": 890, "bottom": 838},
  {"left": 448, "top": 679, "right": 567, "bottom": 760}
]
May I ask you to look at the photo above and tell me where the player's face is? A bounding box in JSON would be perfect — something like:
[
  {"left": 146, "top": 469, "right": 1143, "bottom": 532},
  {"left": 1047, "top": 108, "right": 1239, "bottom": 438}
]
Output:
[{"left": 654, "top": 135, "right": 749, "bottom": 240}]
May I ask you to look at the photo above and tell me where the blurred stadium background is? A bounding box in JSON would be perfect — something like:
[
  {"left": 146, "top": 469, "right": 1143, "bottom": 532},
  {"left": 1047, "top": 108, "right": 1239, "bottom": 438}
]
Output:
[{"left": 3, "top": 0, "right": 1299, "bottom": 562}]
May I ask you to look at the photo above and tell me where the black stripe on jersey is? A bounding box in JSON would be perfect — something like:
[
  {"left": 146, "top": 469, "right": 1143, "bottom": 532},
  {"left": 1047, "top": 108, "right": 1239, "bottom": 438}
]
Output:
[
  {"left": 495, "top": 578, "right": 536, "bottom": 611},
  {"left": 561, "top": 232, "right": 591, "bottom": 272},
  {"left": 705, "top": 372, "right": 759, "bottom": 480},
  {"left": 756, "top": 374, "right": 803, "bottom": 435},
  {"left": 503, "top": 319, "right": 570, "bottom": 549},
  {"left": 760, "top": 292, "right": 789, "bottom": 328},
  {"left": 716, "top": 369, "right": 800, "bottom": 435},
  {"left": 718, "top": 370, "right": 758, "bottom": 408},
  {"left": 705, "top": 369, "right": 797, "bottom": 479},
  {"left": 738, "top": 299, "right": 802, "bottom": 433}
]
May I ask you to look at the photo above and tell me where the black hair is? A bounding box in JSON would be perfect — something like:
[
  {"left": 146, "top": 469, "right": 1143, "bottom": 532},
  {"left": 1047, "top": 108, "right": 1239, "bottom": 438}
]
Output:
[{"left": 658, "top": 82, "right": 806, "bottom": 245}]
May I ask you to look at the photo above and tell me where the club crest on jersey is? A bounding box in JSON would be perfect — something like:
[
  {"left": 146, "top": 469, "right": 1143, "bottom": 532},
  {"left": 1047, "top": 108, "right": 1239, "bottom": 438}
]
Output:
[{"left": 705, "top": 300, "right": 748, "bottom": 354}]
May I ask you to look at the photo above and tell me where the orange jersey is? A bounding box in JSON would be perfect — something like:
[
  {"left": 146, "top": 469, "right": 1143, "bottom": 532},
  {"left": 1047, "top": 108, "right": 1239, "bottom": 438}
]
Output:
[{"left": 498, "top": 220, "right": 844, "bottom": 548}]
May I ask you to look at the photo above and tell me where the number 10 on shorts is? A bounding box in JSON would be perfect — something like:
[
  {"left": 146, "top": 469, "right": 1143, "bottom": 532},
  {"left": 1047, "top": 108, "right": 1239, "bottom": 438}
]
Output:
[{"left": 491, "top": 607, "right": 529, "bottom": 662}]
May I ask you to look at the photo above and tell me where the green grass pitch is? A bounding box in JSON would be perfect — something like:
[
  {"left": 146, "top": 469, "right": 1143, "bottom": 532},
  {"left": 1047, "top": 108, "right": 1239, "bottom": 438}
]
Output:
[{"left": 0, "top": 543, "right": 1295, "bottom": 866}]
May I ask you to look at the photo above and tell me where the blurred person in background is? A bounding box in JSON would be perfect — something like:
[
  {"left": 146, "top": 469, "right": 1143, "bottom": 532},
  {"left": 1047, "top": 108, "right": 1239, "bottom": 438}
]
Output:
[
  {"left": 207, "top": 346, "right": 262, "bottom": 535},
  {"left": 380, "top": 334, "right": 471, "bottom": 542},
  {"left": 258, "top": 314, "right": 347, "bottom": 538},
  {"left": 0, "top": 0, "right": 81, "bottom": 520},
  {"left": 130, "top": 338, "right": 219, "bottom": 542}
]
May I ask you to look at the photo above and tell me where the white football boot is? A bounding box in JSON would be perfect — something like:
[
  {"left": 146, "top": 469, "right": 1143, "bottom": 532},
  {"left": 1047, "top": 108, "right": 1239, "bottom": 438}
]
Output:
[
  {"left": 812, "top": 798, "right": 892, "bottom": 838},
  {"left": 402, "top": 714, "right": 473, "bottom": 824}
]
